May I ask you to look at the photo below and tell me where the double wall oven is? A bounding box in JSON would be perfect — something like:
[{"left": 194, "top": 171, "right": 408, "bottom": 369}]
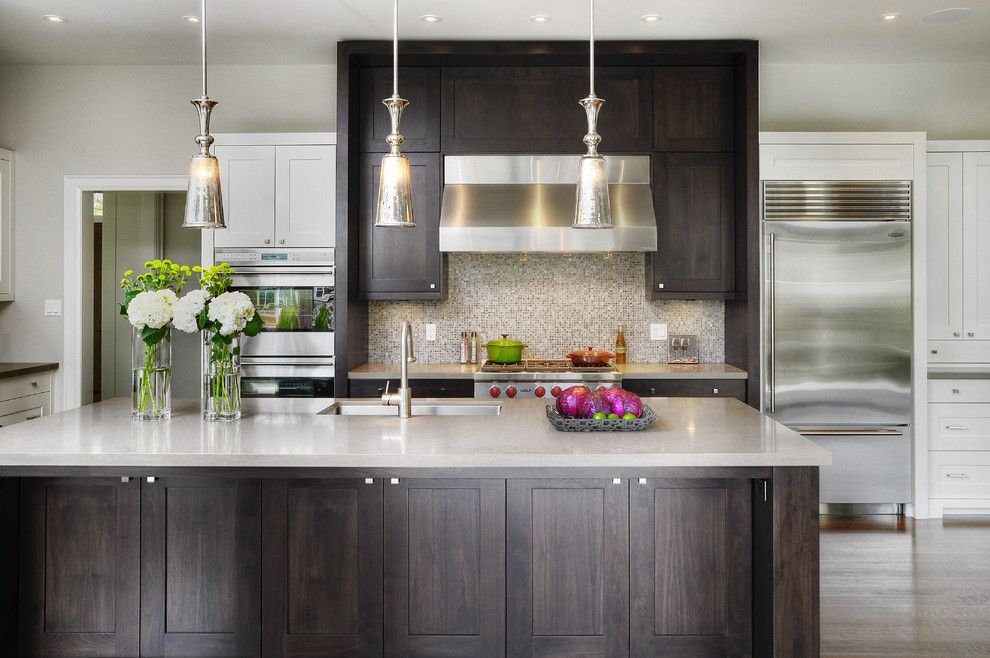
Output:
[{"left": 217, "top": 248, "right": 335, "bottom": 405}]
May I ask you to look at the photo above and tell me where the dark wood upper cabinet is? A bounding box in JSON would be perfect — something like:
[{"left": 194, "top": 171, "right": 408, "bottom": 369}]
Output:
[
  {"left": 506, "top": 479, "right": 629, "bottom": 657},
  {"left": 262, "top": 479, "right": 384, "bottom": 658},
  {"left": 654, "top": 66, "right": 734, "bottom": 152},
  {"left": 360, "top": 67, "right": 441, "bottom": 153},
  {"left": 647, "top": 153, "right": 735, "bottom": 298},
  {"left": 358, "top": 152, "right": 445, "bottom": 299},
  {"left": 141, "top": 477, "right": 261, "bottom": 658},
  {"left": 441, "top": 66, "right": 652, "bottom": 153},
  {"left": 629, "top": 478, "right": 752, "bottom": 657},
  {"left": 19, "top": 477, "right": 141, "bottom": 657}
]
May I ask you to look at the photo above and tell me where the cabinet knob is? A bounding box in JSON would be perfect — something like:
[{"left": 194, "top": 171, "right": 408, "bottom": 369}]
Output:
[
  {"left": 968, "top": 331, "right": 976, "bottom": 337},
  {"left": 279, "top": 239, "right": 285, "bottom": 245},
  {"left": 430, "top": 283, "right": 436, "bottom": 289},
  {"left": 952, "top": 388, "right": 961, "bottom": 394},
  {"left": 953, "top": 332, "right": 961, "bottom": 337},
  {"left": 657, "top": 283, "right": 665, "bottom": 289},
  {"left": 931, "top": 349, "right": 938, "bottom": 354},
  {"left": 712, "top": 388, "right": 719, "bottom": 394},
  {"left": 30, "top": 380, "right": 38, "bottom": 388},
  {"left": 264, "top": 239, "right": 271, "bottom": 245}
]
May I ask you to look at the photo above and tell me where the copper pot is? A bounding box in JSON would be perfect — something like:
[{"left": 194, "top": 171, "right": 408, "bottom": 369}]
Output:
[{"left": 566, "top": 347, "right": 615, "bottom": 367}]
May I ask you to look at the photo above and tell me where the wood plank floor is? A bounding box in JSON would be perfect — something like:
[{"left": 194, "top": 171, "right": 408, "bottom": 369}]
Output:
[{"left": 821, "top": 515, "right": 990, "bottom": 657}]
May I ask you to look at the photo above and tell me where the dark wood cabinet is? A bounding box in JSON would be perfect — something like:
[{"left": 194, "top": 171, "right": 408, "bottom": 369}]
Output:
[
  {"left": 622, "top": 377, "right": 747, "bottom": 402},
  {"left": 358, "top": 152, "right": 445, "bottom": 299},
  {"left": 654, "top": 66, "right": 734, "bottom": 152},
  {"left": 506, "top": 479, "right": 629, "bottom": 657},
  {"left": 385, "top": 478, "right": 505, "bottom": 657},
  {"left": 19, "top": 477, "right": 141, "bottom": 657},
  {"left": 348, "top": 377, "right": 474, "bottom": 398},
  {"left": 262, "top": 478, "right": 384, "bottom": 658},
  {"left": 441, "top": 66, "right": 652, "bottom": 153},
  {"left": 140, "top": 477, "right": 261, "bottom": 657},
  {"left": 647, "top": 153, "right": 735, "bottom": 298},
  {"left": 630, "top": 478, "right": 752, "bottom": 657},
  {"left": 360, "top": 67, "right": 441, "bottom": 153}
]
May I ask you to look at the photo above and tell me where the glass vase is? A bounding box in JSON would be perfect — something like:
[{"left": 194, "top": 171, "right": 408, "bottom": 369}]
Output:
[
  {"left": 203, "top": 331, "right": 241, "bottom": 421},
  {"left": 132, "top": 327, "right": 171, "bottom": 421}
]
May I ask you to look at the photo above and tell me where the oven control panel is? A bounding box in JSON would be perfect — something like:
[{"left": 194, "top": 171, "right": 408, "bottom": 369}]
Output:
[{"left": 215, "top": 248, "right": 335, "bottom": 267}]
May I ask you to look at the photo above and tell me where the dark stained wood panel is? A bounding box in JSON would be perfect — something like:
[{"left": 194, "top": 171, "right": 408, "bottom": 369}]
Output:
[
  {"left": 141, "top": 477, "right": 261, "bottom": 657},
  {"left": 360, "top": 67, "right": 441, "bottom": 152},
  {"left": 348, "top": 378, "right": 474, "bottom": 399},
  {"left": 262, "top": 478, "right": 383, "bottom": 658},
  {"left": 19, "top": 477, "right": 140, "bottom": 657},
  {"left": 0, "top": 479, "right": 17, "bottom": 655},
  {"left": 654, "top": 66, "right": 734, "bottom": 152},
  {"left": 773, "top": 466, "right": 820, "bottom": 657},
  {"left": 507, "top": 479, "right": 628, "bottom": 657},
  {"left": 385, "top": 478, "right": 505, "bottom": 658},
  {"left": 621, "top": 378, "right": 746, "bottom": 402},
  {"left": 441, "top": 66, "right": 652, "bottom": 152},
  {"left": 647, "top": 153, "right": 735, "bottom": 297}
]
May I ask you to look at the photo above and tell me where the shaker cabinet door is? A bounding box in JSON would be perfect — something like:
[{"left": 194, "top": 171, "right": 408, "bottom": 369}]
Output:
[
  {"left": 275, "top": 145, "right": 336, "bottom": 248},
  {"left": 653, "top": 66, "right": 734, "bottom": 152},
  {"left": 360, "top": 67, "right": 441, "bottom": 153},
  {"left": 963, "top": 152, "right": 990, "bottom": 340},
  {"left": 214, "top": 145, "right": 277, "bottom": 247},
  {"left": 927, "top": 152, "right": 965, "bottom": 340}
]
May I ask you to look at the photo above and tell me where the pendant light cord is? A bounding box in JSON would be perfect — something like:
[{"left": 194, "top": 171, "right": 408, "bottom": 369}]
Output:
[
  {"left": 393, "top": 0, "right": 399, "bottom": 98},
  {"left": 589, "top": 0, "right": 595, "bottom": 97},
  {"left": 201, "top": 0, "right": 208, "bottom": 98}
]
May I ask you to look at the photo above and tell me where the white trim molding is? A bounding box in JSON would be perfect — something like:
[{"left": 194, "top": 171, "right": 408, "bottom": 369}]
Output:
[
  {"left": 928, "top": 140, "right": 990, "bottom": 153},
  {"left": 213, "top": 132, "right": 336, "bottom": 147},
  {"left": 61, "top": 175, "right": 187, "bottom": 411}
]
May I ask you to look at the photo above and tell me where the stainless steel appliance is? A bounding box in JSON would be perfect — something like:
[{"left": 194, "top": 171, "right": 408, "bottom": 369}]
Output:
[
  {"left": 763, "top": 180, "right": 913, "bottom": 509},
  {"left": 217, "top": 247, "right": 335, "bottom": 402},
  {"left": 474, "top": 359, "right": 621, "bottom": 399}
]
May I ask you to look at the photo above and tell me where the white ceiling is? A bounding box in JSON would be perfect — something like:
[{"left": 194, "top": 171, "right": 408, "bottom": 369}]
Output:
[{"left": 0, "top": 0, "right": 988, "bottom": 65}]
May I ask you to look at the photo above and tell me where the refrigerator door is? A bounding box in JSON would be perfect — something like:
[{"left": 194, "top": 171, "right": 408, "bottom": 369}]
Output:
[
  {"left": 766, "top": 221, "right": 911, "bottom": 425},
  {"left": 796, "top": 427, "right": 912, "bottom": 504}
]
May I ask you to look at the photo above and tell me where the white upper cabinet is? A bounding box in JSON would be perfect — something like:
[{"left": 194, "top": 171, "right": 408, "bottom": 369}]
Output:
[
  {"left": 927, "top": 152, "right": 964, "bottom": 340},
  {"left": 963, "top": 152, "right": 990, "bottom": 340},
  {"left": 212, "top": 135, "right": 336, "bottom": 249},
  {"left": 0, "top": 149, "right": 12, "bottom": 301},
  {"left": 275, "top": 145, "right": 335, "bottom": 247}
]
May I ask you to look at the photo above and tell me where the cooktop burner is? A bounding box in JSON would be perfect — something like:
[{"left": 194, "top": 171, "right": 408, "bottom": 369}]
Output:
[{"left": 479, "top": 359, "right": 615, "bottom": 374}]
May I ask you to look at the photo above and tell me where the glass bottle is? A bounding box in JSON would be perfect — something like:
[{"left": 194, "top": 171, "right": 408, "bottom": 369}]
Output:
[{"left": 614, "top": 324, "right": 627, "bottom": 365}]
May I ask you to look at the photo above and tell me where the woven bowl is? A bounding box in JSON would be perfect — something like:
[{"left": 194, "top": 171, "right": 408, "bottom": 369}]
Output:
[{"left": 545, "top": 404, "right": 658, "bottom": 432}]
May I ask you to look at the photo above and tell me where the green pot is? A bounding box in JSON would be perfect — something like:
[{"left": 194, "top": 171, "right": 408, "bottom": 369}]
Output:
[{"left": 483, "top": 333, "right": 527, "bottom": 364}]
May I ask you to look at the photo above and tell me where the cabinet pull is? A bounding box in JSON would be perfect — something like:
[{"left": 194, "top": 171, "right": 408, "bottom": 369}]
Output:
[
  {"left": 954, "top": 332, "right": 961, "bottom": 337},
  {"left": 767, "top": 232, "right": 776, "bottom": 413},
  {"left": 952, "top": 388, "right": 961, "bottom": 394},
  {"left": 121, "top": 477, "right": 131, "bottom": 483},
  {"left": 25, "top": 414, "right": 41, "bottom": 421},
  {"left": 657, "top": 283, "right": 665, "bottom": 289},
  {"left": 712, "top": 388, "right": 719, "bottom": 395},
  {"left": 931, "top": 349, "right": 939, "bottom": 354},
  {"left": 638, "top": 478, "right": 647, "bottom": 484},
  {"left": 968, "top": 331, "right": 976, "bottom": 337},
  {"left": 30, "top": 380, "right": 38, "bottom": 388},
  {"left": 264, "top": 238, "right": 271, "bottom": 244},
  {"left": 146, "top": 476, "right": 157, "bottom": 483},
  {"left": 279, "top": 238, "right": 285, "bottom": 245},
  {"left": 945, "top": 425, "right": 968, "bottom": 431},
  {"left": 945, "top": 473, "right": 969, "bottom": 479},
  {"left": 389, "top": 477, "right": 399, "bottom": 485},
  {"left": 364, "top": 478, "right": 374, "bottom": 484},
  {"left": 612, "top": 478, "right": 622, "bottom": 484}
]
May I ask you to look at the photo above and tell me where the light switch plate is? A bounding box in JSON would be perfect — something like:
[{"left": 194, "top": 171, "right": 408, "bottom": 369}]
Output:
[
  {"left": 422, "top": 323, "right": 437, "bottom": 341},
  {"left": 650, "top": 323, "right": 668, "bottom": 341},
  {"left": 44, "top": 299, "right": 63, "bottom": 317}
]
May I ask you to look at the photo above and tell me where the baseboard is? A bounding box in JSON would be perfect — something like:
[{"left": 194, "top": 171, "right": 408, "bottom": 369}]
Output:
[{"left": 928, "top": 498, "right": 990, "bottom": 518}]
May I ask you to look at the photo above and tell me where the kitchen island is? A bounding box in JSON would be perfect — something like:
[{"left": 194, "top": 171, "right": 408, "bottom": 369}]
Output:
[{"left": 0, "top": 397, "right": 828, "bottom": 658}]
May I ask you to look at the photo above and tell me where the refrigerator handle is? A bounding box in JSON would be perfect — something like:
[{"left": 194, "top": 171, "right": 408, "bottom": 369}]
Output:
[
  {"left": 767, "top": 232, "right": 776, "bottom": 413},
  {"left": 794, "top": 428, "right": 905, "bottom": 437}
]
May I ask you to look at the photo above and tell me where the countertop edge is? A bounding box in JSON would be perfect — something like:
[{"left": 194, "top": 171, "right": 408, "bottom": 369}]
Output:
[
  {"left": 348, "top": 363, "right": 748, "bottom": 380},
  {"left": 0, "top": 362, "right": 59, "bottom": 379}
]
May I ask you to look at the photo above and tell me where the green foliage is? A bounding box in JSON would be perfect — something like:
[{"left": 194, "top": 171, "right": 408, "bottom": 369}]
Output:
[
  {"left": 313, "top": 305, "right": 332, "bottom": 332},
  {"left": 199, "top": 263, "right": 235, "bottom": 297},
  {"left": 243, "top": 313, "right": 263, "bottom": 337},
  {"left": 141, "top": 325, "right": 169, "bottom": 347},
  {"left": 119, "top": 259, "right": 193, "bottom": 315}
]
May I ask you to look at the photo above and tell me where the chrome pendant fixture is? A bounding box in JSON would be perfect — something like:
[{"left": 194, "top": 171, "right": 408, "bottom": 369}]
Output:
[
  {"left": 374, "top": 0, "right": 415, "bottom": 228},
  {"left": 182, "top": 0, "right": 225, "bottom": 229},
  {"left": 573, "top": 0, "right": 613, "bottom": 229}
]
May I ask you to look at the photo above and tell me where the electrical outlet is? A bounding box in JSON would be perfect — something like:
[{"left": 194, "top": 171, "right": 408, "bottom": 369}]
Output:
[
  {"left": 422, "top": 323, "right": 437, "bottom": 341},
  {"left": 650, "top": 323, "right": 667, "bottom": 341},
  {"left": 44, "top": 299, "right": 63, "bottom": 317}
]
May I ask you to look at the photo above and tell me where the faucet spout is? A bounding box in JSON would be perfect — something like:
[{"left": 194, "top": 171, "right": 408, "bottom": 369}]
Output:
[{"left": 383, "top": 320, "right": 415, "bottom": 418}]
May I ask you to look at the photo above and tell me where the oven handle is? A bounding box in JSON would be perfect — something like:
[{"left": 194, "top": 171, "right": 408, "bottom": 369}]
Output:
[
  {"left": 232, "top": 273, "right": 334, "bottom": 288},
  {"left": 230, "top": 265, "right": 334, "bottom": 275},
  {"left": 241, "top": 364, "right": 335, "bottom": 378}
]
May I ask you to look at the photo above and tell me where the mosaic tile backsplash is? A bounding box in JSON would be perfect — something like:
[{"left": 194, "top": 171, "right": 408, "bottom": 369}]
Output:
[{"left": 368, "top": 253, "right": 725, "bottom": 364}]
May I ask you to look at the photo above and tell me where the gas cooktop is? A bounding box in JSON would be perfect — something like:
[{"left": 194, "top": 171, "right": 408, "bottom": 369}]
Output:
[{"left": 474, "top": 360, "right": 621, "bottom": 399}]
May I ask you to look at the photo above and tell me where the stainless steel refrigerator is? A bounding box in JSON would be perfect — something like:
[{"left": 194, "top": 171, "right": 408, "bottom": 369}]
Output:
[{"left": 763, "top": 180, "right": 913, "bottom": 507}]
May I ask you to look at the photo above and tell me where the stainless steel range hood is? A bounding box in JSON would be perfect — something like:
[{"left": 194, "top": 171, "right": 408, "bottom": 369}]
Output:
[{"left": 439, "top": 155, "right": 657, "bottom": 253}]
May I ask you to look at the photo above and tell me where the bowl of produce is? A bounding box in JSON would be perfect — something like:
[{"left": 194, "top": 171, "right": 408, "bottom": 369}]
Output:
[
  {"left": 566, "top": 347, "right": 615, "bottom": 367},
  {"left": 484, "top": 333, "right": 527, "bottom": 364},
  {"left": 547, "top": 385, "right": 657, "bottom": 432}
]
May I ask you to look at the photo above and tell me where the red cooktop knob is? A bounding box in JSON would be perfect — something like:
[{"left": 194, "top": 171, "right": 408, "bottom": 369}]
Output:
[
  {"left": 506, "top": 386, "right": 518, "bottom": 398},
  {"left": 535, "top": 386, "right": 546, "bottom": 398},
  {"left": 551, "top": 386, "right": 562, "bottom": 397},
  {"left": 597, "top": 386, "right": 606, "bottom": 392},
  {"left": 489, "top": 386, "right": 501, "bottom": 398}
]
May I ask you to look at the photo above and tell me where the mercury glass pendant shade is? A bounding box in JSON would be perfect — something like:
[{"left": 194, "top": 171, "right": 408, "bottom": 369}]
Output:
[
  {"left": 183, "top": 152, "right": 224, "bottom": 229},
  {"left": 375, "top": 152, "right": 414, "bottom": 227}
]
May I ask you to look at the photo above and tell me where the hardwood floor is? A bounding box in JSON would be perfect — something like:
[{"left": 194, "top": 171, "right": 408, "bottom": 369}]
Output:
[{"left": 821, "top": 515, "right": 990, "bottom": 657}]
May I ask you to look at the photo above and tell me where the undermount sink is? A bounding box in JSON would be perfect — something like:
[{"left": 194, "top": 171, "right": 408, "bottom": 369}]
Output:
[{"left": 321, "top": 399, "right": 502, "bottom": 417}]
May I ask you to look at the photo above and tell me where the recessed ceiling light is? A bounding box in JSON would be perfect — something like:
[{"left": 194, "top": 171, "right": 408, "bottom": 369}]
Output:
[
  {"left": 924, "top": 7, "right": 973, "bottom": 23},
  {"left": 42, "top": 14, "right": 67, "bottom": 23},
  {"left": 182, "top": 15, "right": 201, "bottom": 24},
  {"left": 641, "top": 14, "right": 662, "bottom": 23},
  {"left": 879, "top": 12, "right": 901, "bottom": 21},
  {"left": 529, "top": 14, "right": 551, "bottom": 23},
  {"left": 419, "top": 14, "right": 442, "bottom": 23}
]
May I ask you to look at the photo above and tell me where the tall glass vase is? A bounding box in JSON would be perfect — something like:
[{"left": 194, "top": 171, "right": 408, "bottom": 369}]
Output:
[
  {"left": 203, "top": 331, "right": 241, "bottom": 421},
  {"left": 132, "top": 327, "right": 171, "bottom": 421}
]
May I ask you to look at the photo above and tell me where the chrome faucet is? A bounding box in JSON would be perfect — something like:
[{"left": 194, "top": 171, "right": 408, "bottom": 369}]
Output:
[{"left": 382, "top": 320, "right": 415, "bottom": 418}]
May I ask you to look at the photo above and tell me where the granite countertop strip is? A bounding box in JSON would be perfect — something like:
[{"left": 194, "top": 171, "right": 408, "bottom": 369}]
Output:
[
  {"left": 0, "top": 397, "right": 829, "bottom": 468},
  {"left": 348, "top": 362, "right": 747, "bottom": 380},
  {"left": 0, "top": 363, "right": 59, "bottom": 379}
]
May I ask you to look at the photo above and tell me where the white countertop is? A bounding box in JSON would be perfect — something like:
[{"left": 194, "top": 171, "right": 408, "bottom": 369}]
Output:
[
  {"left": 0, "top": 397, "right": 828, "bottom": 469},
  {"left": 348, "top": 362, "right": 747, "bottom": 380}
]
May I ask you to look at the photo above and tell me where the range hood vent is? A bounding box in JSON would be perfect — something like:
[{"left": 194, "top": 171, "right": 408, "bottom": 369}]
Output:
[{"left": 439, "top": 155, "right": 657, "bottom": 253}]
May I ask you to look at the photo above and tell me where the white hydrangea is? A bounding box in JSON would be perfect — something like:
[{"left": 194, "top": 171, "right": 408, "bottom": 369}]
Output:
[
  {"left": 172, "top": 289, "right": 211, "bottom": 333},
  {"left": 207, "top": 291, "right": 256, "bottom": 336},
  {"left": 126, "top": 289, "right": 177, "bottom": 330}
]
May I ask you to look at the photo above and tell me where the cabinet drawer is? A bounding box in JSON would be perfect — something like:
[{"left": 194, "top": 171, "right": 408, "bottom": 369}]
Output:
[
  {"left": 622, "top": 378, "right": 746, "bottom": 402},
  {"left": 928, "top": 379, "right": 990, "bottom": 403},
  {"left": 0, "top": 392, "right": 50, "bottom": 427},
  {"left": 0, "top": 373, "right": 50, "bottom": 403},
  {"left": 928, "top": 403, "right": 990, "bottom": 450},
  {"left": 929, "top": 451, "right": 990, "bottom": 499},
  {"left": 349, "top": 378, "right": 473, "bottom": 399}
]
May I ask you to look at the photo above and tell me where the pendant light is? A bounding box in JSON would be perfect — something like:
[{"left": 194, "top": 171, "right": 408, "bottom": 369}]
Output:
[
  {"left": 374, "top": 0, "right": 415, "bottom": 227},
  {"left": 182, "top": 0, "right": 225, "bottom": 229},
  {"left": 572, "top": 0, "right": 613, "bottom": 229}
]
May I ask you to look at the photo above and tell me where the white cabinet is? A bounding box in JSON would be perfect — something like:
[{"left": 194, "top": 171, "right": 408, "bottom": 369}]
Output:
[
  {"left": 0, "top": 148, "right": 13, "bottom": 301},
  {"left": 963, "top": 152, "right": 990, "bottom": 339},
  {"left": 0, "top": 370, "right": 52, "bottom": 428},
  {"left": 213, "top": 136, "right": 335, "bottom": 249},
  {"left": 926, "top": 378, "right": 990, "bottom": 516}
]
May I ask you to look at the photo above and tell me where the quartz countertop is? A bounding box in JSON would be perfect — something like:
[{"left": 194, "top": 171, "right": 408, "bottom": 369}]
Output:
[
  {"left": 349, "top": 362, "right": 747, "bottom": 380},
  {"left": 0, "top": 397, "right": 828, "bottom": 469},
  {"left": 0, "top": 362, "right": 58, "bottom": 380}
]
